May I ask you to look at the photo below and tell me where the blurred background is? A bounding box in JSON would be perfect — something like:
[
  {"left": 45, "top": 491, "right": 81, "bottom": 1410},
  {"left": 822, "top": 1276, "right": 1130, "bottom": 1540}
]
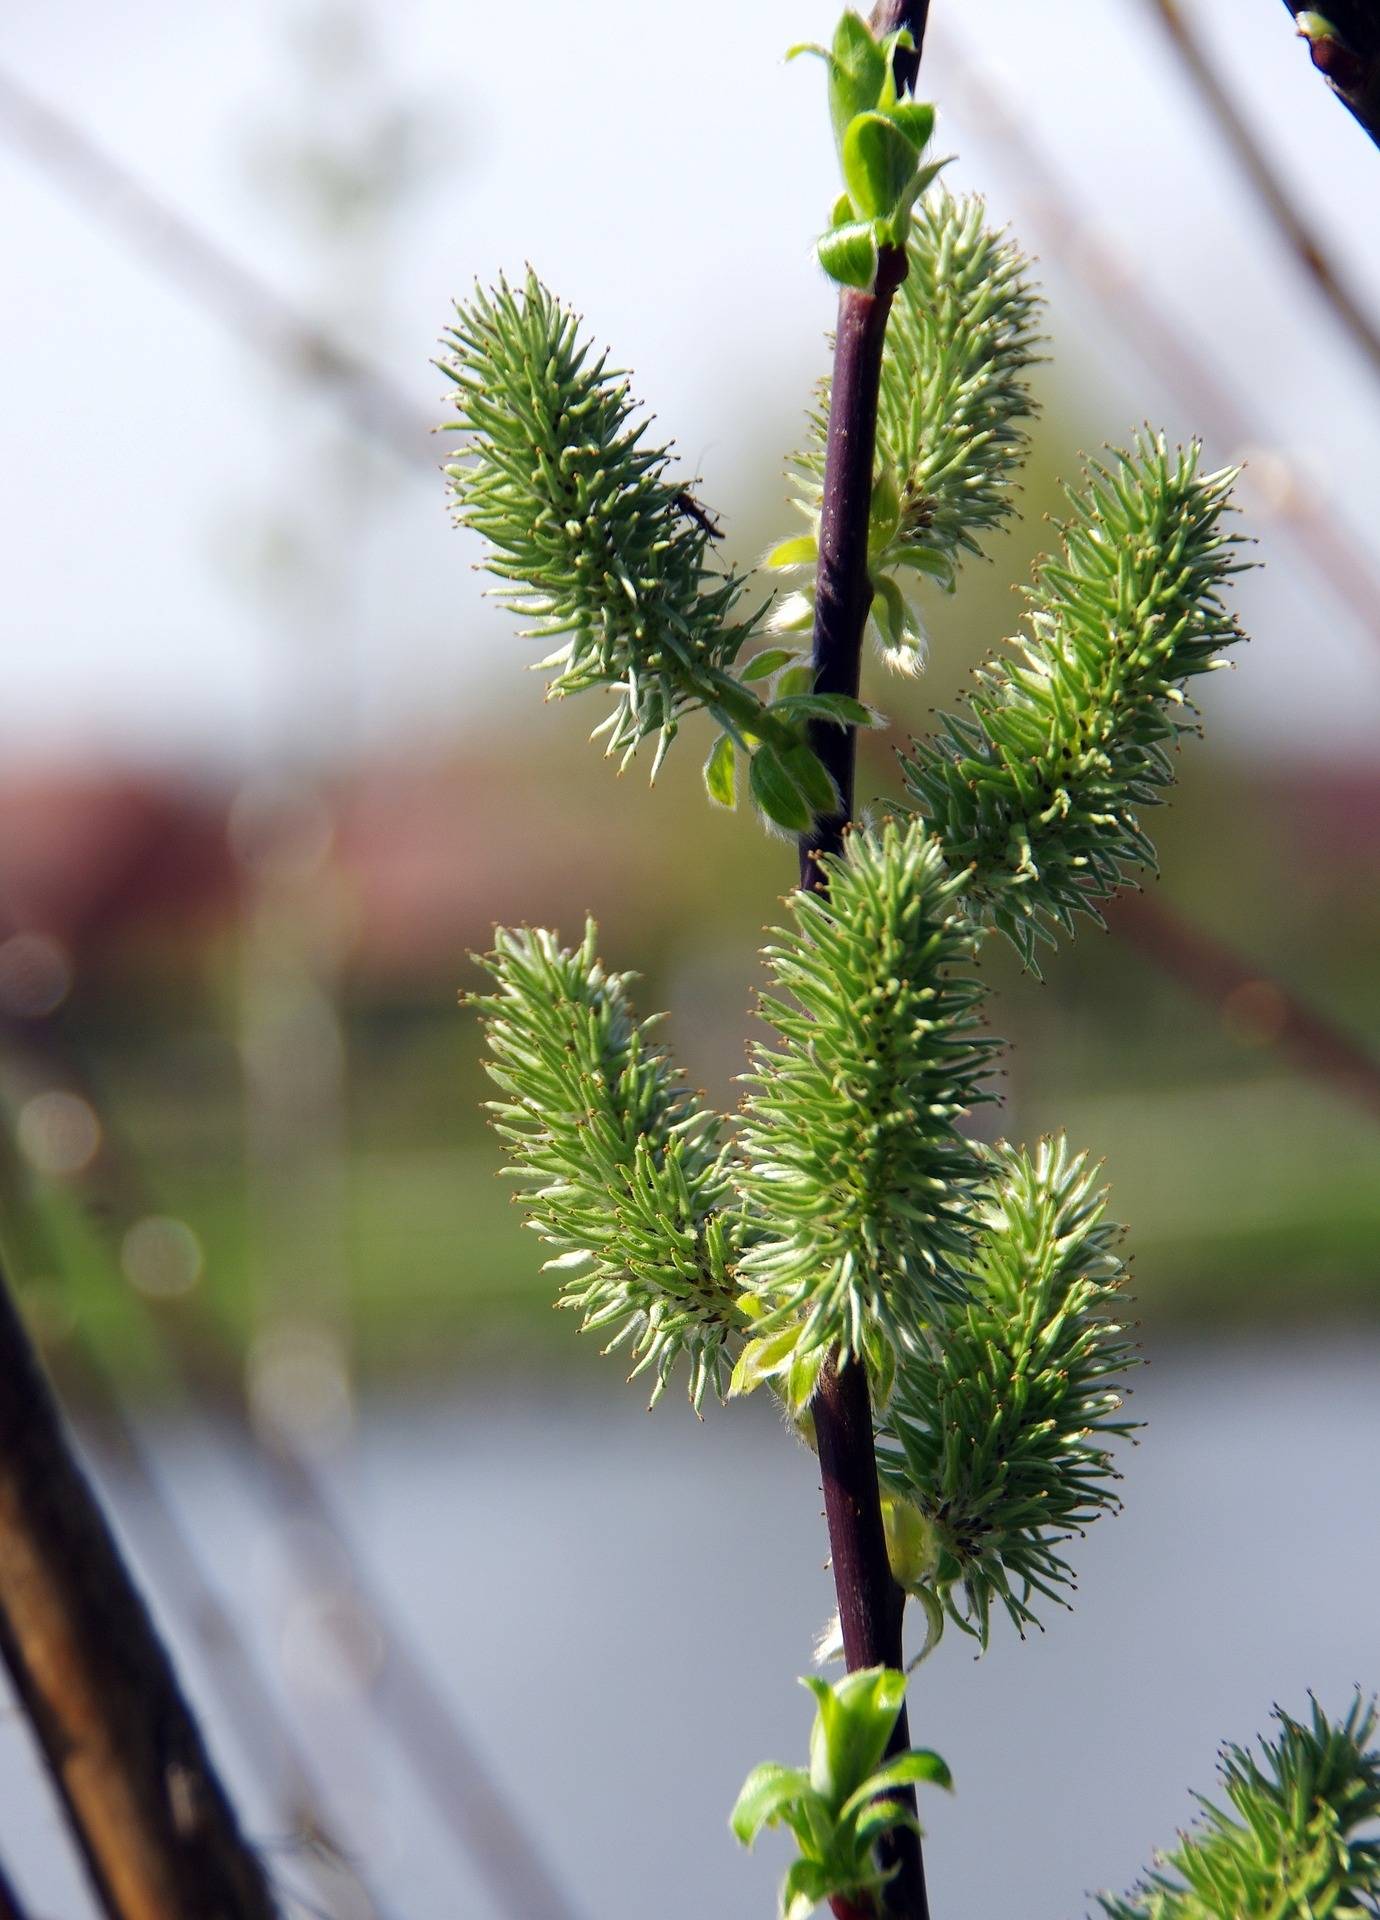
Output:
[{"left": 1, "top": 1, "right": 1378, "bottom": 1916}]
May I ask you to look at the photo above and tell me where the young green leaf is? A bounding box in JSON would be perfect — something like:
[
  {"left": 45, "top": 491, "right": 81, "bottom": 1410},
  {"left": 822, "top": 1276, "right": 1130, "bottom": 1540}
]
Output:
[
  {"left": 843, "top": 110, "right": 922, "bottom": 221},
  {"left": 825, "top": 11, "right": 888, "bottom": 158},
  {"left": 805, "top": 1668, "right": 906, "bottom": 1804},
  {"left": 732, "top": 1668, "right": 951, "bottom": 1920},
  {"left": 818, "top": 219, "right": 879, "bottom": 290},
  {"left": 730, "top": 1764, "right": 819, "bottom": 1849},
  {"left": 750, "top": 741, "right": 815, "bottom": 834},
  {"left": 704, "top": 732, "right": 737, "bottom": 809}
]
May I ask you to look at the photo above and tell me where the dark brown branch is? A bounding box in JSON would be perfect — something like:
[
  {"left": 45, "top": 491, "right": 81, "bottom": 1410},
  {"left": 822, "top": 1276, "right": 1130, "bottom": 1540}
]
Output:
[
  {"left": 1278, "top": 0, "right": 1380, "bottom": 151},
  {"left": 0, "top": 1855, "right": 33, "bottom": 1920},
  {"left": 800, "top": 35, "right": 929, "bottom": 1920},
  {"left": 0, "top": 1121, "right": 387, "bottom": 1920},
  {"left": 1146, "top": 0, "right": 1380, "bottom": 379},
  {"left": 0, "top": 1005, "right": 582, "bottom": 1920},
  {"left": 806, "top": 271, "right": 930, "bottom": 1920},
  {"left": 800, "top": 251, "right": 910, "bottom": 888},
  {"left": 0, "top": 1253, "right": 278, "bottom": 1920}
]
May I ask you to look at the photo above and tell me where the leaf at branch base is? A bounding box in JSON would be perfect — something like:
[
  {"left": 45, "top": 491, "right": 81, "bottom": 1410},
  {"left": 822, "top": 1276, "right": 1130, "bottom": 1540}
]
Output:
[
  {"left": 704, "top": 733, "right": 737, "bottom": 809},
  {"left": 818, "top": 219, "right": 880, "bottom": 289},
  {"left": 749, "top": 742, "right": 815, "bottom": 833}
]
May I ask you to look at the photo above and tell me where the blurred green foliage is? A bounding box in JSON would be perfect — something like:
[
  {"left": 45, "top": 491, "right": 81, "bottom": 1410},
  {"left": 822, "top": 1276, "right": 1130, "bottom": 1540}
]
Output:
[
  {"left": 7, "top": 367, "right": 1378, "bottom": 1392},
  {"left": 13, "top": 712, "right": 1379, "bottom": 1396}
]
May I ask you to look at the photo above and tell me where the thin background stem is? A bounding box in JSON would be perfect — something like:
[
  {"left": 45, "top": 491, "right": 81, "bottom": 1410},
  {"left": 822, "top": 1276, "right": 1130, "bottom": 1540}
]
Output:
[
  {"left": 1146, "top": 0, "right": 1380, "bottom": 379},
  {"left": 935, "top": 24, "right": 1380, "bottom": 657},
  {"left": 0, "top": 1856, "right": 32, "bottom": 1920}
]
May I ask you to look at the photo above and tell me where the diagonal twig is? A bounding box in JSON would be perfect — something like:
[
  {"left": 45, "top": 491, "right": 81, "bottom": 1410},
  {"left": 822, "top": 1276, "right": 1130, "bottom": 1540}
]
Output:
[
  {"left": 1145, "top": 0, "right": 1380, "bottom": 381},
  {"left": 1114, "top": 891, "right": 1380, "bottom": 1123},
  {"left": 936, "top": 26, "right": 1380, "bottom": 657},
  {"left": 1277, "top": 0, "right": 1380, "bottom": 152},
  {"left": 0, "top": 1855, "right": 32, "bottom": 1920},
  {"left": 0, "top": 64, "right": 433, "bottom": 467},
  {"left": 0, "top": 1243, "right": 279, "bottom": 1920}
]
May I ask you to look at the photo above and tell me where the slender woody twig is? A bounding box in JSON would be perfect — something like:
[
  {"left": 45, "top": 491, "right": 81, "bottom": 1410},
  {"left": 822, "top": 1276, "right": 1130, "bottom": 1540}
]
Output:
[
  {"left": 0, "top": 1250, "right": 278, "bottom": 1920},
  {"left": 802, "top": 13, "right": 934, "bottom": 1917},
  {"left": 1146, "top": 0, "right": 1380, "bottom": 381},
  {"left": 0, "top": 65, "right": 432, "bottom": 466},
  {"left": 1277, "top": 0, "right": 1380, "bottom": 151}
]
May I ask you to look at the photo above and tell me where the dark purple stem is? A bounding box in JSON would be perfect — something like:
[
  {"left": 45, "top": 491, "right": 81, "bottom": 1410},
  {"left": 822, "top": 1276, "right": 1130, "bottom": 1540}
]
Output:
[
  {"left": 803, "top": 18, "right": 933, "bottom": 1920},
  {"left": 808, "top": 262, "right": 930, "bottom": 1920},
  {"left": 870, "top": 0, "right": 933, "bottom": 92}
]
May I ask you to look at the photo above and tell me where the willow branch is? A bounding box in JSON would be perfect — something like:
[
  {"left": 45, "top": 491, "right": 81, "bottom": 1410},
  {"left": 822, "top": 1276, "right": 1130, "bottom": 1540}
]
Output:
[
  {"left": 1277, "top": 0, "right": 1380, "bottom": 151},
  {"left": 1145, "top": 0, "right": 1380, "bottom": 379},
  {"left": 801, "top": 37, "right": 931, "bottom": 1920},
  {"left": 0, "top": 1252, "right": 278, "bottom": 1920}
]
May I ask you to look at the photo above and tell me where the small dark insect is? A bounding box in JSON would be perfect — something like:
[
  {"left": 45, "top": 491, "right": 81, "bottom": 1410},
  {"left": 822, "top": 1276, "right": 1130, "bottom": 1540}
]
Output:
[{"left": 673, "top": 488, "right": 725, "bottom": 541}]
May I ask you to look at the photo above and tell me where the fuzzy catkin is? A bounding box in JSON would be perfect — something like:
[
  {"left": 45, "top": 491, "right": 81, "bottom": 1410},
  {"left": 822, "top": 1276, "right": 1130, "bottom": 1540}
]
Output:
[
  {"left": 771, "top": 193, "right": 1042, "bottom": 673},
  {"left": 1098, "top": 1698, "right": 1380, "bottom": 1919},
  {"left": 875, "top": 1136, "right": 1138, "bottom": 1646},
  {"left": 441, "top": 272, "right": 756, "bottom": 774},
  {"left": 902, "top": 433, "right": 1247, "bottom": 962},
  {"left": 470, "top": 923, "right": 744, "bottom": 1408},
  {"left": 736, "top": 819, "right": 996, "bottom": 1381}
]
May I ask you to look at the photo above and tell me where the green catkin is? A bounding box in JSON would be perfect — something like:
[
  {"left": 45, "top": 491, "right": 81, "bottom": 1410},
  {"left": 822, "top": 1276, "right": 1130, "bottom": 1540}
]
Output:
[
  {"left": 736, "top": 819, "right": 996, "bottom": 1389},
  {"left": 874, "top": 1136, "right": 1138, "bottom": 1646},
  {"left": 1098, "top": 1698, "right": 1380, "bottom": 1919},
  {"left": 770, "top": 193, "right": 1043, "bottom": 673},
  {"left": 440, "top": 272, "right": 759, "bottom": 777},
  {"left": 441, "top": 269, "right": 864, "bottom": 827},
  {"left": 901, "top": 433, "right": 1248, "bottom": 964},
  {"left": 469, "top": 923, "right": 744, "bottom": 1409}
]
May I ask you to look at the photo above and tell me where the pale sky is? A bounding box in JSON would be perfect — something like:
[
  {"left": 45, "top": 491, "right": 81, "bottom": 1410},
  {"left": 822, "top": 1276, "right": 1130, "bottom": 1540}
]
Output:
[{"left": 3, "top": 0, "right": 1379, "bottom": 768}]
